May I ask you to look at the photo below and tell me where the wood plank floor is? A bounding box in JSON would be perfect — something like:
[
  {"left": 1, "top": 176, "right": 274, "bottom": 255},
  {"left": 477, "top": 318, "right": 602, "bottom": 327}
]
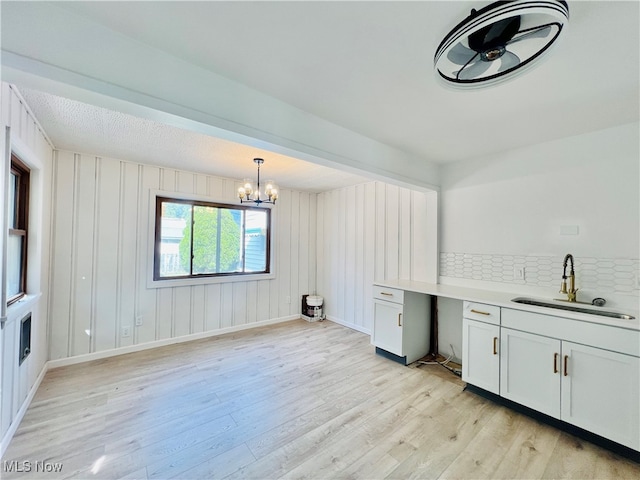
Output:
[{"left": 2, "top": 319, "right": 639, "bottom": 479}]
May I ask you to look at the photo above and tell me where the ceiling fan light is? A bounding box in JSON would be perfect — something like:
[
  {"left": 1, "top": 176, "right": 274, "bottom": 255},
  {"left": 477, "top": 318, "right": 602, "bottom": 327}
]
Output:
[{"left": 434, "top": 0, "right": 569, "bottom": 90}]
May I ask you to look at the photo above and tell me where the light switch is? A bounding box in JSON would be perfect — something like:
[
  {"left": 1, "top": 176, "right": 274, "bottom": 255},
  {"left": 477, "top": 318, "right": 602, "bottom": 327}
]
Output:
[{"left": 560, "top": 225, "right": 579, "bottom": 235}]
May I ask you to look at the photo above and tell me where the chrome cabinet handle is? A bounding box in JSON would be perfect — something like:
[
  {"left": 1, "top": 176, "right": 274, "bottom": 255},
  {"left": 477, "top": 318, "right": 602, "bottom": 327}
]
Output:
[{"left": 470, "top": 309, "right": 490, "bottom": 316}]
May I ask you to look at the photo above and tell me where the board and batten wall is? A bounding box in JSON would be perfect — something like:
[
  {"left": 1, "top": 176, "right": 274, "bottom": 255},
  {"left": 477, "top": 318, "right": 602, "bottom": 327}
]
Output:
[
  {"left": 317, "top": 182, "right": 438, "bottom": 334},
  {"left": 48, "top": 150, "right": 317, "bottom": 361},
  {"left": 1, "top": 83, "right": 53, "bottom": 453}
]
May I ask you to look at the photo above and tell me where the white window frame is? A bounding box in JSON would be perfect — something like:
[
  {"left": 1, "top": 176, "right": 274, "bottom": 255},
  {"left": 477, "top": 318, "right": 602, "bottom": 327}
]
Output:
[{"left": 3, "top": 129, "right": 46, "bottom": 323}]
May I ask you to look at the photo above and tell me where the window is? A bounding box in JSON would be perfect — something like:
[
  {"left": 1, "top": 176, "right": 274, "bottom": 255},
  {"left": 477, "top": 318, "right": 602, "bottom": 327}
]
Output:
[
  {"left": 154, "top": 196, "right": 270, "bottom": 280},
  {"left": 8, "top": 155, "right": 30, "bottom": 305}
]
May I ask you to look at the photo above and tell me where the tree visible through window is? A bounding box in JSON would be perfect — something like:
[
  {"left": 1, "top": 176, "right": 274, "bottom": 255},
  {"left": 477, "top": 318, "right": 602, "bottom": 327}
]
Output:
[
  {"left": 154, "top": 197, "right": 270, "bottom": 280},
  {"left": 8, "top": 154, "right": 30, "bottom": 305}
]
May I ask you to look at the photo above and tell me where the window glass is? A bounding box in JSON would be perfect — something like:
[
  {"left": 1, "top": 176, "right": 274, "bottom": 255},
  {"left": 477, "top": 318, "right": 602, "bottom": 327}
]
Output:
[
  {"left": 245, "top": 209, "right": 268, "bottom": 272},
  {"left": 8, "top": 155, "right": 29, "bottom": 305},
  {"left": 158, "top": 202, "right": 191, "bottom": 277},
  {"left": 7, "top": 228, "right": 23, "bottom": 298},
  {"left": 192, "top": 205, "right": 242, "bottom": 275},
  {"left": 155, "top": 197, "right": 270, "bottom": 280},
  {"left": 9, "top": 171, "right": 17, "bottom": 229}
]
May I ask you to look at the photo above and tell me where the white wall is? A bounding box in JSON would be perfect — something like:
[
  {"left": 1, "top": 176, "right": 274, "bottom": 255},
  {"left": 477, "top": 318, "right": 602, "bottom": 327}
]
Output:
[
  {"left": 48, "top": 151, "right": 317, "bottom": 360},
  {"left": 1, "top": 84, "right": 53, "bottom": 452},
  {"left": 317, "top": 182, "right": 438, "bottom": 334},
  {"left": 437, "top": 122, "right": 640, "bottom": 360},
  {"left": 441, "top": 123, "right": 639, "bottom": 260}
]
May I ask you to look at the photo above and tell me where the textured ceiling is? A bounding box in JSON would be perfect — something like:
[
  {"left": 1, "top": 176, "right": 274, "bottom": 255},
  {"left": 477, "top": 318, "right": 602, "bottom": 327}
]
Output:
[{"left": 19, "top": 88, "right": 373, "bottom": 193}]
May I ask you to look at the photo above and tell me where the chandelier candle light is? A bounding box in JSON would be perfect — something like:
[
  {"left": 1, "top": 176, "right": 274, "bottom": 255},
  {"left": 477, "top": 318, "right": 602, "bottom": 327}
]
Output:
[{"left": 238, "top": 158, "right": 278, "bottom": 205}]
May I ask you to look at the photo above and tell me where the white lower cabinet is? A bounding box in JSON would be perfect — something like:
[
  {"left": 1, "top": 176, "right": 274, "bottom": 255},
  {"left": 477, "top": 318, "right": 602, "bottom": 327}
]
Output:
[
  {"left": 500, "top": 333, "right": 640, "bottom": 449},
  {"left": 462, "top": 302, "right": 501, "bottom": 394},
  {"left": 462, "top": 318, "right": 500, "bottom": 395},
  {"left": 500, "top": 327, "right": 561, "bottom": 418},
  {"left": 462, "top": 304, "right": 640, "bottom": 451},
  {"left": 500, "top": 308, "right": 640, "bottom": 451},
  {"left": 560, "top": 341, "right": 639, "bottom": 450},
  {"left": 372, "top": 299, "right": 404, "bottom": 357},
  {"left": 372, "top": 285, "right": 430, "bottom": 365}
]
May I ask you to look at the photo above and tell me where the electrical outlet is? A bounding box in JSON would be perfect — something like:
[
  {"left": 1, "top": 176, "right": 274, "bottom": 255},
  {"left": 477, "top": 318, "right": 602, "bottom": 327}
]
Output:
[
  {"left": 286, "top": 296, "right": 291, "bottom": 304},
  {"left": 135, "top": 316, "right": 143, "bottom": 327},
  {"left": 122, "top": 326, "right": 131, "bottom": 338},
  {"left": 514, "top": 267, "right": 526, "bottom": 280}
]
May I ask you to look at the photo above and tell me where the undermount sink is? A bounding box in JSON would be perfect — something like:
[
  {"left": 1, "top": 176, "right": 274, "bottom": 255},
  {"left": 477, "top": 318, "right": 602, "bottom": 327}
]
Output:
[{"left": 511, "top": 297, "right": 636, "bottom": 320}]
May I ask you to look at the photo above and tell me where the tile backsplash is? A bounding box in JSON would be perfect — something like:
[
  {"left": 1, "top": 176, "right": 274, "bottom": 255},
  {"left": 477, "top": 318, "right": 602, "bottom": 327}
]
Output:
[{"left": 440, "top": 252, "right": 639, "bottom": 296}]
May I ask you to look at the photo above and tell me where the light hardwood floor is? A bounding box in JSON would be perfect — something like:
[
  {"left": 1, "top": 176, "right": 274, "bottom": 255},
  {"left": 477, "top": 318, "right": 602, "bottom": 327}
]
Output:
[{"left": 2, "top": 319, "right": 639, "bottom": 479}]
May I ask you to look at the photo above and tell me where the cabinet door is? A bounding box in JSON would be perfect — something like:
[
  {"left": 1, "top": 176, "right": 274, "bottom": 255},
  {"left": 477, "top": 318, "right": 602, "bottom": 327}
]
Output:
[
  {"left": 500, "top": 328, "right": 561, "bottom": 418},
  {"left": 561, "top": 342, "right": 640, "bottom": 450},
  {"left": 372, "top": 299, "right": 403, "bottom": 357},
  {"left": 462, "top": 318, "right": 500, "bottom": 394}
]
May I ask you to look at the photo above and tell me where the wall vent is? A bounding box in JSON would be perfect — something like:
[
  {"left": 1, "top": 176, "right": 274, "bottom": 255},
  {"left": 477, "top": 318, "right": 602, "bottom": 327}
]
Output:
[{"left": 19, "top": 313, "right": 31, "bottom": 365}]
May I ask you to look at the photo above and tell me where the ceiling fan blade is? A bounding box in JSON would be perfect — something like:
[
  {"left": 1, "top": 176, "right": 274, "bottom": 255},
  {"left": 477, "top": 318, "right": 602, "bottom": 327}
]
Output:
[
  {"left": 498, "top": 51, "right": 521, "bottom": 72},
  {"left": 457, "top": 59, "right": 491, "bottom": 80},
  {"left": 508, "top": 25, "right": 552, "bottom": 45},
  {"left": 447, "top": 42, "right": 477, "bottom": 66}
]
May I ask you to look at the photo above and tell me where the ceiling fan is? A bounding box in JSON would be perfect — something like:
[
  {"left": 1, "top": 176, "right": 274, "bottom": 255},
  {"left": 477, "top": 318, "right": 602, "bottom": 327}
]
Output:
[{"left": 434, "top": 0, "right": 569, "bottom": 89}]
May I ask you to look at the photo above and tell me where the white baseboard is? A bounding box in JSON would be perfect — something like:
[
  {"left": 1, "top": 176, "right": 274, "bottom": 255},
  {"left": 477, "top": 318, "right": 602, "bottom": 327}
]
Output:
[
  {"left": 48, "top": 315, "right": 300, "bottom": 369},
  {"left": 326, "top": 315, "right": 371, "bottom": 336},
  {"left": 0, "top": 362, "right": 48, "bottom": 458}
]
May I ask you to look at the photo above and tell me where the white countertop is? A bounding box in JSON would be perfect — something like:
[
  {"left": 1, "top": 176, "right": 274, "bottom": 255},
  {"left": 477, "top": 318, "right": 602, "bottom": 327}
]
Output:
[{"left": 374, "top": 280, "right": 640, "bottom": 331}]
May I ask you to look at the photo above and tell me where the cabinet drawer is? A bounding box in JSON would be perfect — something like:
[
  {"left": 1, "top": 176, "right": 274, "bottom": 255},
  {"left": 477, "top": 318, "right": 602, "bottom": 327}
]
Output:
[
  {"left": 463, "top": 301, "right": 501, "bottom": 325},
  {"left": 502, "top": 308, "right": 640, "bottom": 357},
  {"left": 373, "top": 285, "right": 404, "bottom": 304}
]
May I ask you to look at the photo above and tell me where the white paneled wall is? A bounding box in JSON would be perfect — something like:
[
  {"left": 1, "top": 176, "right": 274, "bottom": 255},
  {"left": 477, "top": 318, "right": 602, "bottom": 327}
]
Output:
[
  {"left": 49, "top": 151, "right": 317, "bottom": 360},
  {"left": 317, "top": 182, "right": 437, "bottom": 334},
  {"left": 1, "top": 84, "right": 53, "bottom": 452}
]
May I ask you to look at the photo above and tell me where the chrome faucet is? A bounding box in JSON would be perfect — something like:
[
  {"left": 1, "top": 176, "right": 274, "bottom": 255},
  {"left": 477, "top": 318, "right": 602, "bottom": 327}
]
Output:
[{"left": 559, "top": 253, "right": 578, "bottom": 302}]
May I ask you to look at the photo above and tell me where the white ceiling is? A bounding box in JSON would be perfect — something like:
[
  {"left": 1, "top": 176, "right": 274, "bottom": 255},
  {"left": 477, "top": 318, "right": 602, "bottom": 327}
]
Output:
[{"left": 3, "top": 1, "right": 639, "bottom": 191}]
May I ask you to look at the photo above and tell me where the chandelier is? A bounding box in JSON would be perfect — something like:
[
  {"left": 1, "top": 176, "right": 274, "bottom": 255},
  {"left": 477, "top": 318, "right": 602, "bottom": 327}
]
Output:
[{"left": 238, "top": 158, "right": 278, "bottom": 205}]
